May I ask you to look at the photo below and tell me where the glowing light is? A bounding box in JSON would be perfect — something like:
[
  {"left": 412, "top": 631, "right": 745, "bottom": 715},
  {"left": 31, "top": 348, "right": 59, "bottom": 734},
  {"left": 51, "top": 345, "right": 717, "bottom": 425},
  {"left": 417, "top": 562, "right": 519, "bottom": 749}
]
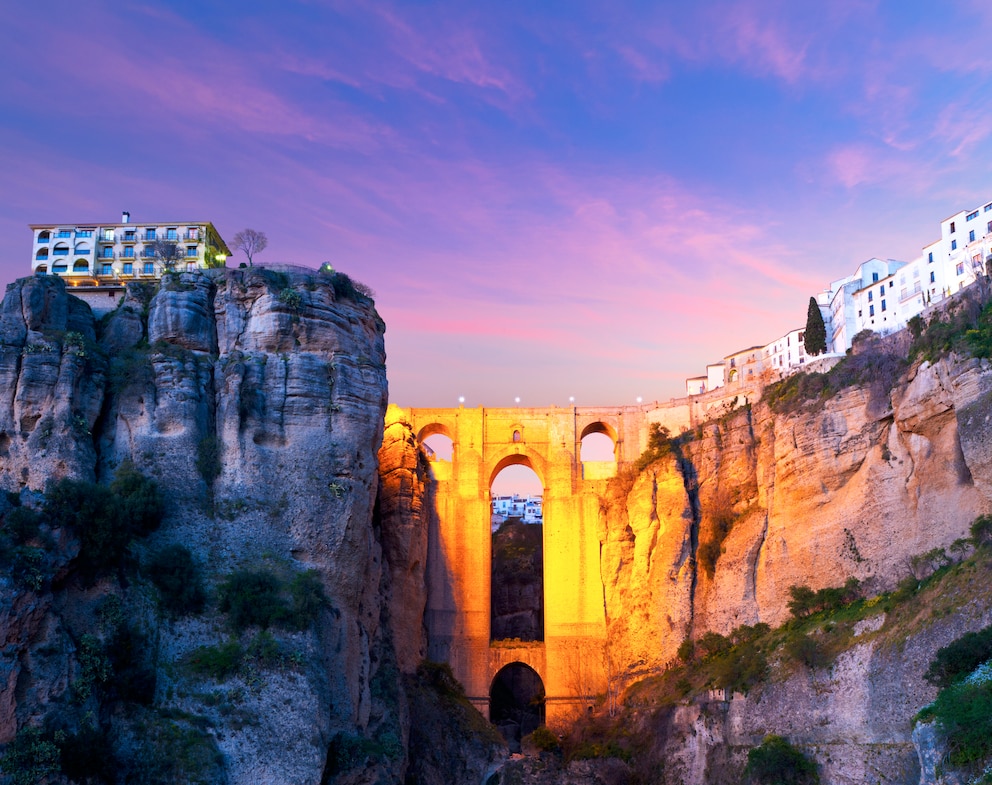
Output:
[
  {"left": 514, "top": 396, "right": 521, "bottom": 403},
  {"left": 569, "top": 396, "right": 575, "bottom": 403},
  {"left": 458, "top": 396, "right": 465, "bottom": 404},
  {"left": 636, "top": 396, "right": 643, "bottom": 403}
]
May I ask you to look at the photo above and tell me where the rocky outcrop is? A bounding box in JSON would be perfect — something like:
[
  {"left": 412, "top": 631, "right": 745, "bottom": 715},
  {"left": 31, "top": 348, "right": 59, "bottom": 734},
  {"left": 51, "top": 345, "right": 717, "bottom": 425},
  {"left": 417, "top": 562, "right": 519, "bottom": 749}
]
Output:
[
  {"left": 376, "top": 405, "right": 430, "bottom": 673},
  {"left": 0, "top": 270, "right": 394, "bottom": 784},
  {"left": 601, "top": 352, "right": 992, "bottom": 674},
  {"left": 598, "top": 348, "right": 992, "bottom": 784}
]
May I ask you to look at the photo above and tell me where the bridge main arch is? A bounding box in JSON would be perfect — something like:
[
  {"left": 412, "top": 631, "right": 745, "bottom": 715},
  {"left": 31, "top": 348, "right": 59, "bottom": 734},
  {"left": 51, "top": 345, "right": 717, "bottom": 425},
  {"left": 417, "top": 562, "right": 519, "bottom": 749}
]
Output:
[{"left": 403, "top": 404, "right": 652, "bottom": 726}]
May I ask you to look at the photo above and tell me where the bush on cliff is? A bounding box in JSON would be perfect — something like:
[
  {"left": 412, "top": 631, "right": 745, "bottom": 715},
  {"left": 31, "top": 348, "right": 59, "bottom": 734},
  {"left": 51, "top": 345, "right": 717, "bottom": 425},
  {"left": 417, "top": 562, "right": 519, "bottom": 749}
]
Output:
[
  {"left": 43, "top": 462, "right": 164, "bottom": 580},
  {"left": 217, "top": 567, "right": 328, "bottom": 632},
  {"left": 924, "top": 624, "right": 992, "bottom": 689},
  {"left": 147, "top": 544, "right": 207, "bottom": 617},
  {"left": 744, "top": 735, "right": 819, "bottom": 785}
]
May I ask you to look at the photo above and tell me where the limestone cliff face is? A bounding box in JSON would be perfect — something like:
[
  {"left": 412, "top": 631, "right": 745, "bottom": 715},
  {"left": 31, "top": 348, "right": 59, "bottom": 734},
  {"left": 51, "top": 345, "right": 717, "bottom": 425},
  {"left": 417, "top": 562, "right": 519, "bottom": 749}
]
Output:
[
  {"left": 0, "top": 271, "right": 393, "bottom": 784},
  {"left": 599, "top": 351, "right": 992, "bottom": 784},
  {"left": 601, "top": 353, "right": 992, "bottom": 674}
]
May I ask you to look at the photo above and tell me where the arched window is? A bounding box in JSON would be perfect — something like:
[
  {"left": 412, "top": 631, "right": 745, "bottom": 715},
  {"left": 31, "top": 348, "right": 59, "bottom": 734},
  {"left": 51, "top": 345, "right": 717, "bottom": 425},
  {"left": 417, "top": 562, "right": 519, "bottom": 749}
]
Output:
[
  {"left": 35, "top": 265, "right": 48, "bottom": 275},
  {"left": 37, "top": 230, "right": 51, "bottom": 242},
  {"left": 73, "top": 259, "right": 89, "bottom": 272},
  {"left": 36, "top": 248, "right": 49, "bottom": 260}
]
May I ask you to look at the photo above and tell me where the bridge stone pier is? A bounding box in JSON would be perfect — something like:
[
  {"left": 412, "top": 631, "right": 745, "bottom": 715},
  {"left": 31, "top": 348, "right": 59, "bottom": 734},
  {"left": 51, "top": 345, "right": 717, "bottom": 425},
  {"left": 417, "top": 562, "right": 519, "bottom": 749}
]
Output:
[{"left": 398, "top": 404, "right": 652, "bottom": 726}]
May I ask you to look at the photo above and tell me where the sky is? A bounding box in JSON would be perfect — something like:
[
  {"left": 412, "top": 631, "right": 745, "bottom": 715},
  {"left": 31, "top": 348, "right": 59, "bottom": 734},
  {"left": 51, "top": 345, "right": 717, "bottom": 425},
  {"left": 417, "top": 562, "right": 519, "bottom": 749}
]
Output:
[{"left": 3, "top": 1, "right": 992, "bottom": 409}]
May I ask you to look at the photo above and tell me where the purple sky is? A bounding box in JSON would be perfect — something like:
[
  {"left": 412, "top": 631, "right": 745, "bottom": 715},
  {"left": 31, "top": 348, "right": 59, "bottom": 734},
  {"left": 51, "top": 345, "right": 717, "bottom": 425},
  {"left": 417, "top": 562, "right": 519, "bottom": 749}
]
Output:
[{"left": 3, "top": 1, "right": 992, "bottom": 408}]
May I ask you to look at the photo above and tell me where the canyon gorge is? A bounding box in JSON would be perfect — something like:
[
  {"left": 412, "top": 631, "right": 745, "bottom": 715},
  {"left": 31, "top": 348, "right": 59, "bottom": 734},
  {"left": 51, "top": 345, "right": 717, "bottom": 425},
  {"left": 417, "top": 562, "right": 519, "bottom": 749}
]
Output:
[{"left": 1, "top": 271, "right": 991, "bottom": 784}]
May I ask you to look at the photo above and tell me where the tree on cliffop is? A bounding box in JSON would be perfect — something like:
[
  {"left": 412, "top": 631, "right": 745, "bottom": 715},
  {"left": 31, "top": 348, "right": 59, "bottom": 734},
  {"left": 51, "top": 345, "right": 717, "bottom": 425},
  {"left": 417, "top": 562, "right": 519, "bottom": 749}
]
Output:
[
  {"left": 232, "top": 229, "right": 268, "bottom": 267},
  {"left": 805, "top": 296, "right": 827, "bottom": 356}
]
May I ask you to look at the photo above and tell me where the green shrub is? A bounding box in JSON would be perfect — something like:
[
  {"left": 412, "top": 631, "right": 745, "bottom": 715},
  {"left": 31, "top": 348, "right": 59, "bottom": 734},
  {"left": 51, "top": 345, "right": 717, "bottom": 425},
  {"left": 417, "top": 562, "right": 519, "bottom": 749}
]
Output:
[
  {"left": 971, "top": 514, "right": 992, "bottom": 546},
  {"left": 217, "top": 569, "right": 286, "bottom": 631},
  {"left": 147, "top": 544, "right": 206, "bottom": 617},
  {"left": 287, "top": 569, "right": 328, "bottom": 629},
  {"left": 744, "top": 734, "right": 819, "bottom": 784},
  {"left": 111, "top": 459, "right": 165, "bottom": 537},
  {"left": 44, "top": 466, "right": 163, "bottom": 579},
  {"left": 785, "top": 633, "right": 829, "bottom": 669},
  {"left": 635, "top": 423, "right": 672, "bottom": 471},
  {"left": 926, "top": 680, "right": 992, "bottom": 771},
  {"left": 277, "top": 288, "right": 303, "bottom": 312},
  {"left": 787, "top": 580, "right": 861, "bottom": 619},
  {"left": 0, "top": 545, "right": 50, "bottom": 591},
  {"left": 1, "top": 507, "right": 42, "bottom": 543},
  {"left": 525, "top": 725, "right": 561, "bottom": 753},
  {"left": 0, "top": 726, "right": 61, "bottom": 785},
  {"left": 75, "top": 634, "right": 112, "bottom": 701},
  {"left": 698, "top": 631, "right": 732, "bottom": 659},
  {"left": 710, "top": 642, "right": 768, "bottom": 694},
  {"left": 187, "top": 639, "right": 245, "bottom": 679},
  {"left": 196, "top": 435, "right": 222, "bottom": 483},
  {"left": 697, "top": 538, "right": 722, "bottom": 577},
  {"left": 106, "top": 624, "right": 157, "bottom": 704},
  {"left": 924, "top": 625, "right": 992, "bottom": 689},
  {"left": 677, "top": 637, "right": 695, "bottom": 663}
]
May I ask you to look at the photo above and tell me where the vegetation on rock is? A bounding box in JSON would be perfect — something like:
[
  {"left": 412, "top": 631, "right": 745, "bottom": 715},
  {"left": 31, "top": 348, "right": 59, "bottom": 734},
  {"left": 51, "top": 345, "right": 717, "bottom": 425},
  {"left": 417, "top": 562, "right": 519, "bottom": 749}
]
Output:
[{"left": 743, "top": 734, "right": 820, "bottom": 785}]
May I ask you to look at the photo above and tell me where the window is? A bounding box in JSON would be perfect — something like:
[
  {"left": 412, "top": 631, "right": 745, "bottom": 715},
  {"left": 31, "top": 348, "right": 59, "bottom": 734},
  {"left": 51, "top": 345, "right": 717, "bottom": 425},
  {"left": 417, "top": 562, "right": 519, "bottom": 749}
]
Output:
[
  {"left": 951, "top": 239, "right": 957, "bottom": 250},
  {"left": 52, "top": 264, "right": 67, "bottom": 273},
  {"left": 124, "top": 231, "right": 136, "bottom": 242},
  {"left": 99, "top": 248, "right": 113, "bottom": 259},
  {"left": 950, "top": 221, "right": 956, "bottom": 233},
  {"left": 881, "top": 300, "right": 886, "bottom": 312},
  {"left": 143, "top": 262, "right": 155, "bottom": 275},
  {"left": 985, "top": 203, "right": 992, "bottom": 212},
  {"left": 122, "top": 247, "right": 134, "bottom": 259},
  {"left": 929, "top": 252, "right": 934, "bottom": 263},
  {"left": 186, "top": 228, "right": 199, "bottom": 240},
  {"left": 956, "top": 263, "right": 965, "bottom": 275},
  {"left": 103, "top": 229, "right": 114, "bottom": 241},
  {"left": 868, "top": 291, "right": 873, "bottom": 302},
  {"left": 967, "top": 210, "right": 979, "bottom": 221},
  {"left": 76, "top": 230, "right": 93, "bottom": 238},
  {"left": 799, "top": 331, "right": 805, "bottom": 342},
  {"left": 185, "top": 246, "right": 197, "bottom": 258},
  {"left": 123, "top": 262, "right": 133, "bottom": 275},
  {"left": 988, "top": 221, "right": 992, "bottom": 233},
  {"left": 869, "top": 304, "right": 875, "bottom": 317},
  {"left": 930, "top": 271, "right": 935, "bottom": 283},
  {"left": 145, "top": 228, "right": 157, "bottom": 240},
  {"left": 100, "top": 264, "right": 112, "bottom": 275},
  {"left": 36, "top": 249, "right": 48, "bottom": 260},
  {"left": 37, "top": 231, "right": 51, "bottom": 242},
  {"left": 970, "top": 230, "right": 976, "bottom": 242},
  {"left": 53, "top": 245, "right": 69, "bottom": 257},
  {"left": 887, "top": 282, "right": 892, "bottom": 289},
  {"left": 166, "top": 228, "right": 178, "bottom": 240},
  {"left": 56, "top": 230, "right": 72, "bottom": 238},
  {"left": 914, "top": 281, "right": 921, "bottom": 293},
  {"left": 900, "top": 287, "right": 907, "bottom": 299},
  {"left": 872, "top": 272, "right": 879, "bottom": 282}
]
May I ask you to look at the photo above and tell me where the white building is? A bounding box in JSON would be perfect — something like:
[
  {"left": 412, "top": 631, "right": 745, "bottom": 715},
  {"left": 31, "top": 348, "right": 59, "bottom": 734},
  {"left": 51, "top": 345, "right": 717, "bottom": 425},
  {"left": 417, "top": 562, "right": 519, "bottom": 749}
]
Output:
[
  {"left": 30, "top": 212, "right": 231, "bottom": 311},
  {"left": 492, "top": 494, "right": 543, "bottom": 523},
  {"left": 819, "top": 258, "right": 907, "bottom": 353},
  {"left": 764, "top": 327, "right": 810, "bottom": 372}
]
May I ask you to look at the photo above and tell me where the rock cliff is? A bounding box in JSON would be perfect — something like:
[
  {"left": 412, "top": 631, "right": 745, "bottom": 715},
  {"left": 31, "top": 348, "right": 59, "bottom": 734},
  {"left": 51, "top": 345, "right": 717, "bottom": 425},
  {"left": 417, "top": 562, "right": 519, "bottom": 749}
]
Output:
[
  {"left": 597, "top": 346, "right": 992, "bottom": 783},
  {"left": 0, "top": 271, "right": 401, "bottom": 784}
]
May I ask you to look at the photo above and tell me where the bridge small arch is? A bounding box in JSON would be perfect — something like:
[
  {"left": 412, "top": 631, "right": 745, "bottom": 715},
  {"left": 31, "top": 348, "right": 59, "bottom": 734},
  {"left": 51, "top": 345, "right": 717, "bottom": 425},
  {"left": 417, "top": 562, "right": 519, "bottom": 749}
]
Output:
[
  {"left": 416, "top": 421, "right": 455, "bottom": 443},
  {"left": 490, "top": 663, "right": 545, "bottom": 752},
  {"left": 488, "top": 451, "right": 546, "bottom": 491}
]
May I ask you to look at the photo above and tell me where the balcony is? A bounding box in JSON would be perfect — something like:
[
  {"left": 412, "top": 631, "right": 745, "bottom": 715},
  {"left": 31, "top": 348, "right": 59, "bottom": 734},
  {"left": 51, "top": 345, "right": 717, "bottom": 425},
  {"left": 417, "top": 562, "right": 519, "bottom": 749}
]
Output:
[
  {"left": 120, "top": 234, "right": 138, "bottom": 244},
  {"left": 99, "top": 233, "right": 116, "bottom": 244}
]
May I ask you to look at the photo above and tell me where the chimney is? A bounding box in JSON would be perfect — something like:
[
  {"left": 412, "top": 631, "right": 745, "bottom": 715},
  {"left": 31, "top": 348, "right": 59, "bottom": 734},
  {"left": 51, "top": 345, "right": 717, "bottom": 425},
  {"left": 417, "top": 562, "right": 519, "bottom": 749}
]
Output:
[{"left": 122, "top": 211, "right": 130, "bottom": 224}]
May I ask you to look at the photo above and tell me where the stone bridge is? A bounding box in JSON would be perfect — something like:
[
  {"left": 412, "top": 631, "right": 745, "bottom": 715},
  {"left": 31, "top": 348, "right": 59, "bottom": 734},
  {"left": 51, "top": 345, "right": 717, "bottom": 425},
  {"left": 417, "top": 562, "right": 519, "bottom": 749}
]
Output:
[{"left": 397, "top": 404, "right": 657, "bottom": 725}]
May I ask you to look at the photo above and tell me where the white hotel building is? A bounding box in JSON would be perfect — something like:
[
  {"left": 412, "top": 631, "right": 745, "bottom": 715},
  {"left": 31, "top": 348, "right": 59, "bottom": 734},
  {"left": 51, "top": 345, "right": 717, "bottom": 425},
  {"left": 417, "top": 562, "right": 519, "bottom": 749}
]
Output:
[{"left": 30, "top": 212, "right": 231, "bottom": 311}]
